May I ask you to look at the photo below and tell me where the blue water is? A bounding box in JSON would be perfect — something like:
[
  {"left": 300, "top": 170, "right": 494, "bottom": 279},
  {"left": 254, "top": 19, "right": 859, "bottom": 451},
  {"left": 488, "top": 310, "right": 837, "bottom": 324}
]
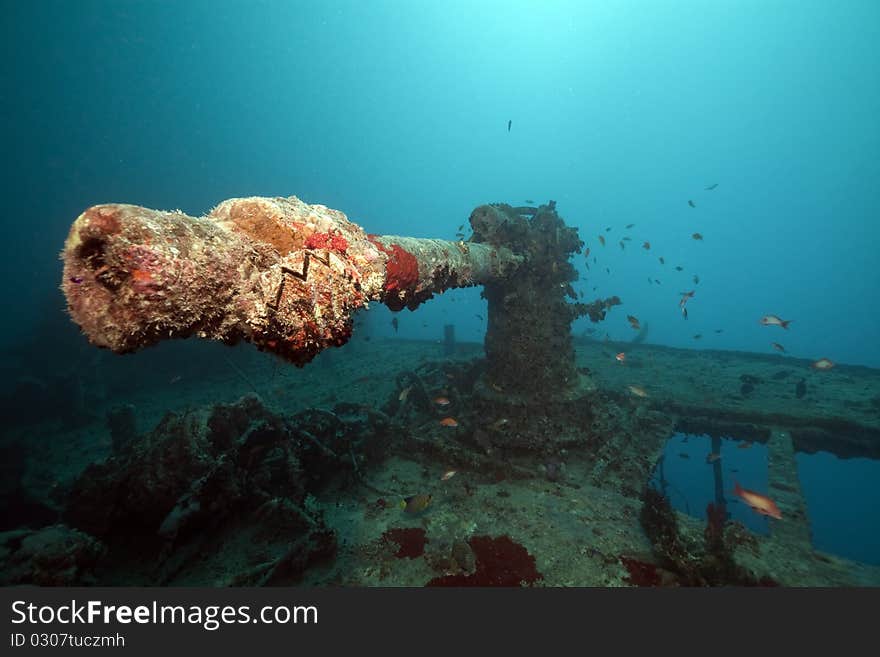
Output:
[
  {"left": 3, "top": 1, "right": 878, "bottom": 362},
  {"left": 652, "top": 433, "right": 771, "bottom": 536},
  {"left": 1, "top": 1, "right": 878, "bottom": 578}
]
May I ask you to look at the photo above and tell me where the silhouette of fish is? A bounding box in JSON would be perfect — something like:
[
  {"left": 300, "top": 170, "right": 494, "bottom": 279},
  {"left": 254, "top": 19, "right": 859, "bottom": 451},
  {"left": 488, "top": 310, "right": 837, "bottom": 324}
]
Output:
[
  {"left": 705, "top": 183, "right": 718, "bottom": 190},
  {"left": 688, "top": 200, "right": 696, "bottom": 208},
  {"left": 508, "top": 119, "right": 512, "bottom": 132}
]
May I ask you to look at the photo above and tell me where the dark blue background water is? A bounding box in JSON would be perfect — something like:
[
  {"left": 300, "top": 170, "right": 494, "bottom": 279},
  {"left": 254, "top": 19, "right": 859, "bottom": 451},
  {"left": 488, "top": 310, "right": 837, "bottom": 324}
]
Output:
[{"left": 2, "top": 1, "right": 878, "bottom": 565}]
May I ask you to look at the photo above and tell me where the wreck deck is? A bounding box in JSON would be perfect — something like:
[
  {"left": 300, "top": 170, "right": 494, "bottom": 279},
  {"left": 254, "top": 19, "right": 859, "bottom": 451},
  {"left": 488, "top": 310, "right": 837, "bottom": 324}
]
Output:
[{"left": 4, "top": 337, "right": 879, "bottom": 586}]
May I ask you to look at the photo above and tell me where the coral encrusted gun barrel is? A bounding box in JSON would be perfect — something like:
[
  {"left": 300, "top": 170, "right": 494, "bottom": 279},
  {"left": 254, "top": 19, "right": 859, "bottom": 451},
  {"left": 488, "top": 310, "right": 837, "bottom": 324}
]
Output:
[{"left": 60, "top": 196, "right": 522, "bottom": 365}]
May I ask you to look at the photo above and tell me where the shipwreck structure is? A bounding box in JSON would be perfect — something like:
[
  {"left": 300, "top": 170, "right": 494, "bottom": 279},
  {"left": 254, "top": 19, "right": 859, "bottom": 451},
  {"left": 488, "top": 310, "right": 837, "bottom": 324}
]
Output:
[
  {"left": 44, "top": 194, "right": 879, "bottom": 587},
  {"left": 61, "top": 196, "right": 617, "bottom": 392}
]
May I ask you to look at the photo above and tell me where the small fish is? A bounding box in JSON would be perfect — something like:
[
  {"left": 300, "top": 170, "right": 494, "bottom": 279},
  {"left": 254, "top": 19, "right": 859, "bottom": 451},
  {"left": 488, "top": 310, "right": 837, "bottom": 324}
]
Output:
[
  {"left": 455, "top": 232, "right": 465, "bottom": 239},
  {"left": 441, "top": 470, "right": 457, "bottom": 481},
  {"left": 642, "top": 241, "right": 651, "bottom": 250},
  {"left": 169, "top": 375, "right": 182, "bottom": 384},
  {"left": 737, "top": 441, "right": 753, "bottom": 449},
  {"left": 606, "top": 226, "right": 612, "bottom": 232},
  {"left": 714, "top": 329, "right": 724, "bottom": 334},
  {"left": 692, "top": 233, "right": 703, "bottom": 241},
  {"left": 706, "top": 453, "right": 721, "bottom": 464},
  {"left": 795, "top": 378, "right": 806, "bottom": 398},
  {"left": 401, "top": 494, "right": 433, "bottom": 514},
  {"left": 679, "top": 290, "right": 695, "bottom": 304},
  {"left": 619, "top": 240, "right": 625, "bottom": 250},
  {"left": 655, "top": 279, "right": 661, "bottom": 285},
  {"left": 681, "top": 306, "right": 688, "bottom": 320},
  {"left": 476, "top": 314, "right": 484, "bottom": 320},
  {"left": 605, "top": 267, "right": 610, "bottom": 274},
  {"left": 440, "top": 417, "right": 459, "bottom": 427},
  {"left": 458, "top": 224, "right": 464, "bottom": 231},
  {"left": 489, "top": 417, "right": 509, "bottom": 431},
  {"left": 811, "top": 358, "right": 835, "bottom": 370},
  {"left": 391, "top": 317, "right": 399, "bottom": 332},
  {"left": 627, "top": 385, "right": 648, "bottom": 398},
  {"left": 615, "top": 352, "right": 626, "bottom": 363},
  {"left": 674, "top": 266, "right": 683, "bottom": 271},
  {"left": 733, "top": 482, "right": 782, "bottom": 520},
  {"left": 693, "top": 274, "right": 700, "bottom": 285},
  {"left": 626, "top": 223, "right": 635, "bottom": 229},
  {"left": 648, "top": 277, "right": 653, "bottom": 285},
  {"left": 507, "top": 119, "right": 512, "bottom": 132},
  {"left": 524, "top": 199, "right": 534, "bottom": 204},
  {"left": 771, "top": 342, "right": 786, "bottom": 353},
  {"left": 705, "top": 183, "right": 718, "bottom": 190},
  {"left": 688, "top": 200, "right": 696, "bottom": 208},
  {"left": 679, "top": 453, "right": 690, "bottom": 459},
  {"left": 434, "top": 396, "right": 451, "bottom": 406},
  {"left": 622, "top": 236, "right": 632, "bottom": 242},
  {"left": 627, "top": 315, "right": 641, "bottom": 330},
  {"left": 584, "top": 247, "right": 590, "bottom": 258},
  {"left": 659, "top": 257, "right": 665, "bottom": 265},
  {"left": 598, "top": 235, "right": 605, "bottom": 246},
  {"left": 693, "top": 334, "right": 702, "bottom": 340},
  {"left": 398, "top": 385, "right": 413, "bottom": 402},
  {"left": 760, "top": 315, "right": 792, "bottom": 329}
]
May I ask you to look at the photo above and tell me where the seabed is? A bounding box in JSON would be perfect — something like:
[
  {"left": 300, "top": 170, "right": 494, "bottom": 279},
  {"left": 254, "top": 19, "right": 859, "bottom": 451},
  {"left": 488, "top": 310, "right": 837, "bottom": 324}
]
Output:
[{"left": 2, "top": 338, "right": 879, "bottom": 586}]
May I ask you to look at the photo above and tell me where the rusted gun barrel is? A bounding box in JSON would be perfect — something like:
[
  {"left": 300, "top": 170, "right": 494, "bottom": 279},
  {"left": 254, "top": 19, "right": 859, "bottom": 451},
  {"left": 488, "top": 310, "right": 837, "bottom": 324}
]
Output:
[{"left": 60, "top": 196, "right": 522, "bottom": 365}]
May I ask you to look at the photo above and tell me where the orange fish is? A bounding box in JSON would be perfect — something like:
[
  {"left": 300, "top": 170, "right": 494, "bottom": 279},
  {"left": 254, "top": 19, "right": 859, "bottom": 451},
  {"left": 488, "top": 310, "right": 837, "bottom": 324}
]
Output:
[
  {"left": 440, "top": 470, "right": 457, "bottom": 481},
  {"left": 642, "top": 241, "right": 650, "bottom": 250},
  {"left": 434, "top": 396, "right": 451, "bottom": 406},
  {"left": 615, "top": 352, "right": 626, "bottom": 363},
  {"left": 733, "top": 482, "right": 782, "bottom": 520},
  {"left": 811, "top": 358, "right": 835, "bottom": 370},
  {"left": 760, "top": 315, "right": 792, "bottom": 329},
  {"left": 440, "top": 417, "right": 459, "bottom": 427},
  {"left": 627, "top": 315, "right": 640, "bottom": 330}
]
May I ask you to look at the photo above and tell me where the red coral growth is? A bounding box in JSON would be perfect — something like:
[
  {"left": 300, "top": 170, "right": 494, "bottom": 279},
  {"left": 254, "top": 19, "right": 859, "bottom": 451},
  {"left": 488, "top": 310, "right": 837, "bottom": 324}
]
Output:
[
  {"left": 619, "top": 556, "right": 662, "bottom": 586},
  {"left": 370, "top": 239, "right": 419, "bottom": 293},
  {"left": 382, "top": 527, "right": 427, "bottom": 559},
  {"left": 426, "top": 535, "right": 542, "bottom": 586},
  {"left": 304, "top": 231, "right": 348, "bottom": 252}
]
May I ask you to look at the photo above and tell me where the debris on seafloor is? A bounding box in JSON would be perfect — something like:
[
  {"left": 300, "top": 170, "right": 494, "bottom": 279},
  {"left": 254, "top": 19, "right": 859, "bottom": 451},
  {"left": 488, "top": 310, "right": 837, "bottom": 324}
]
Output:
[
  {"left": 631, "top": 487, "right": 778, "bottom": 587},
  {"left": 38, "top": 395, "right": 401, "bottom": 585}
]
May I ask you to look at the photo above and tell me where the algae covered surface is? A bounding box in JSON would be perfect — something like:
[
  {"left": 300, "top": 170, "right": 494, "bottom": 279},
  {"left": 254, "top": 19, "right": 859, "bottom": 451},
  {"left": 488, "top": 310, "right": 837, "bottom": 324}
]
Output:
[{"left": 2, "top": 338, "right": 878, "bottom": 587}]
